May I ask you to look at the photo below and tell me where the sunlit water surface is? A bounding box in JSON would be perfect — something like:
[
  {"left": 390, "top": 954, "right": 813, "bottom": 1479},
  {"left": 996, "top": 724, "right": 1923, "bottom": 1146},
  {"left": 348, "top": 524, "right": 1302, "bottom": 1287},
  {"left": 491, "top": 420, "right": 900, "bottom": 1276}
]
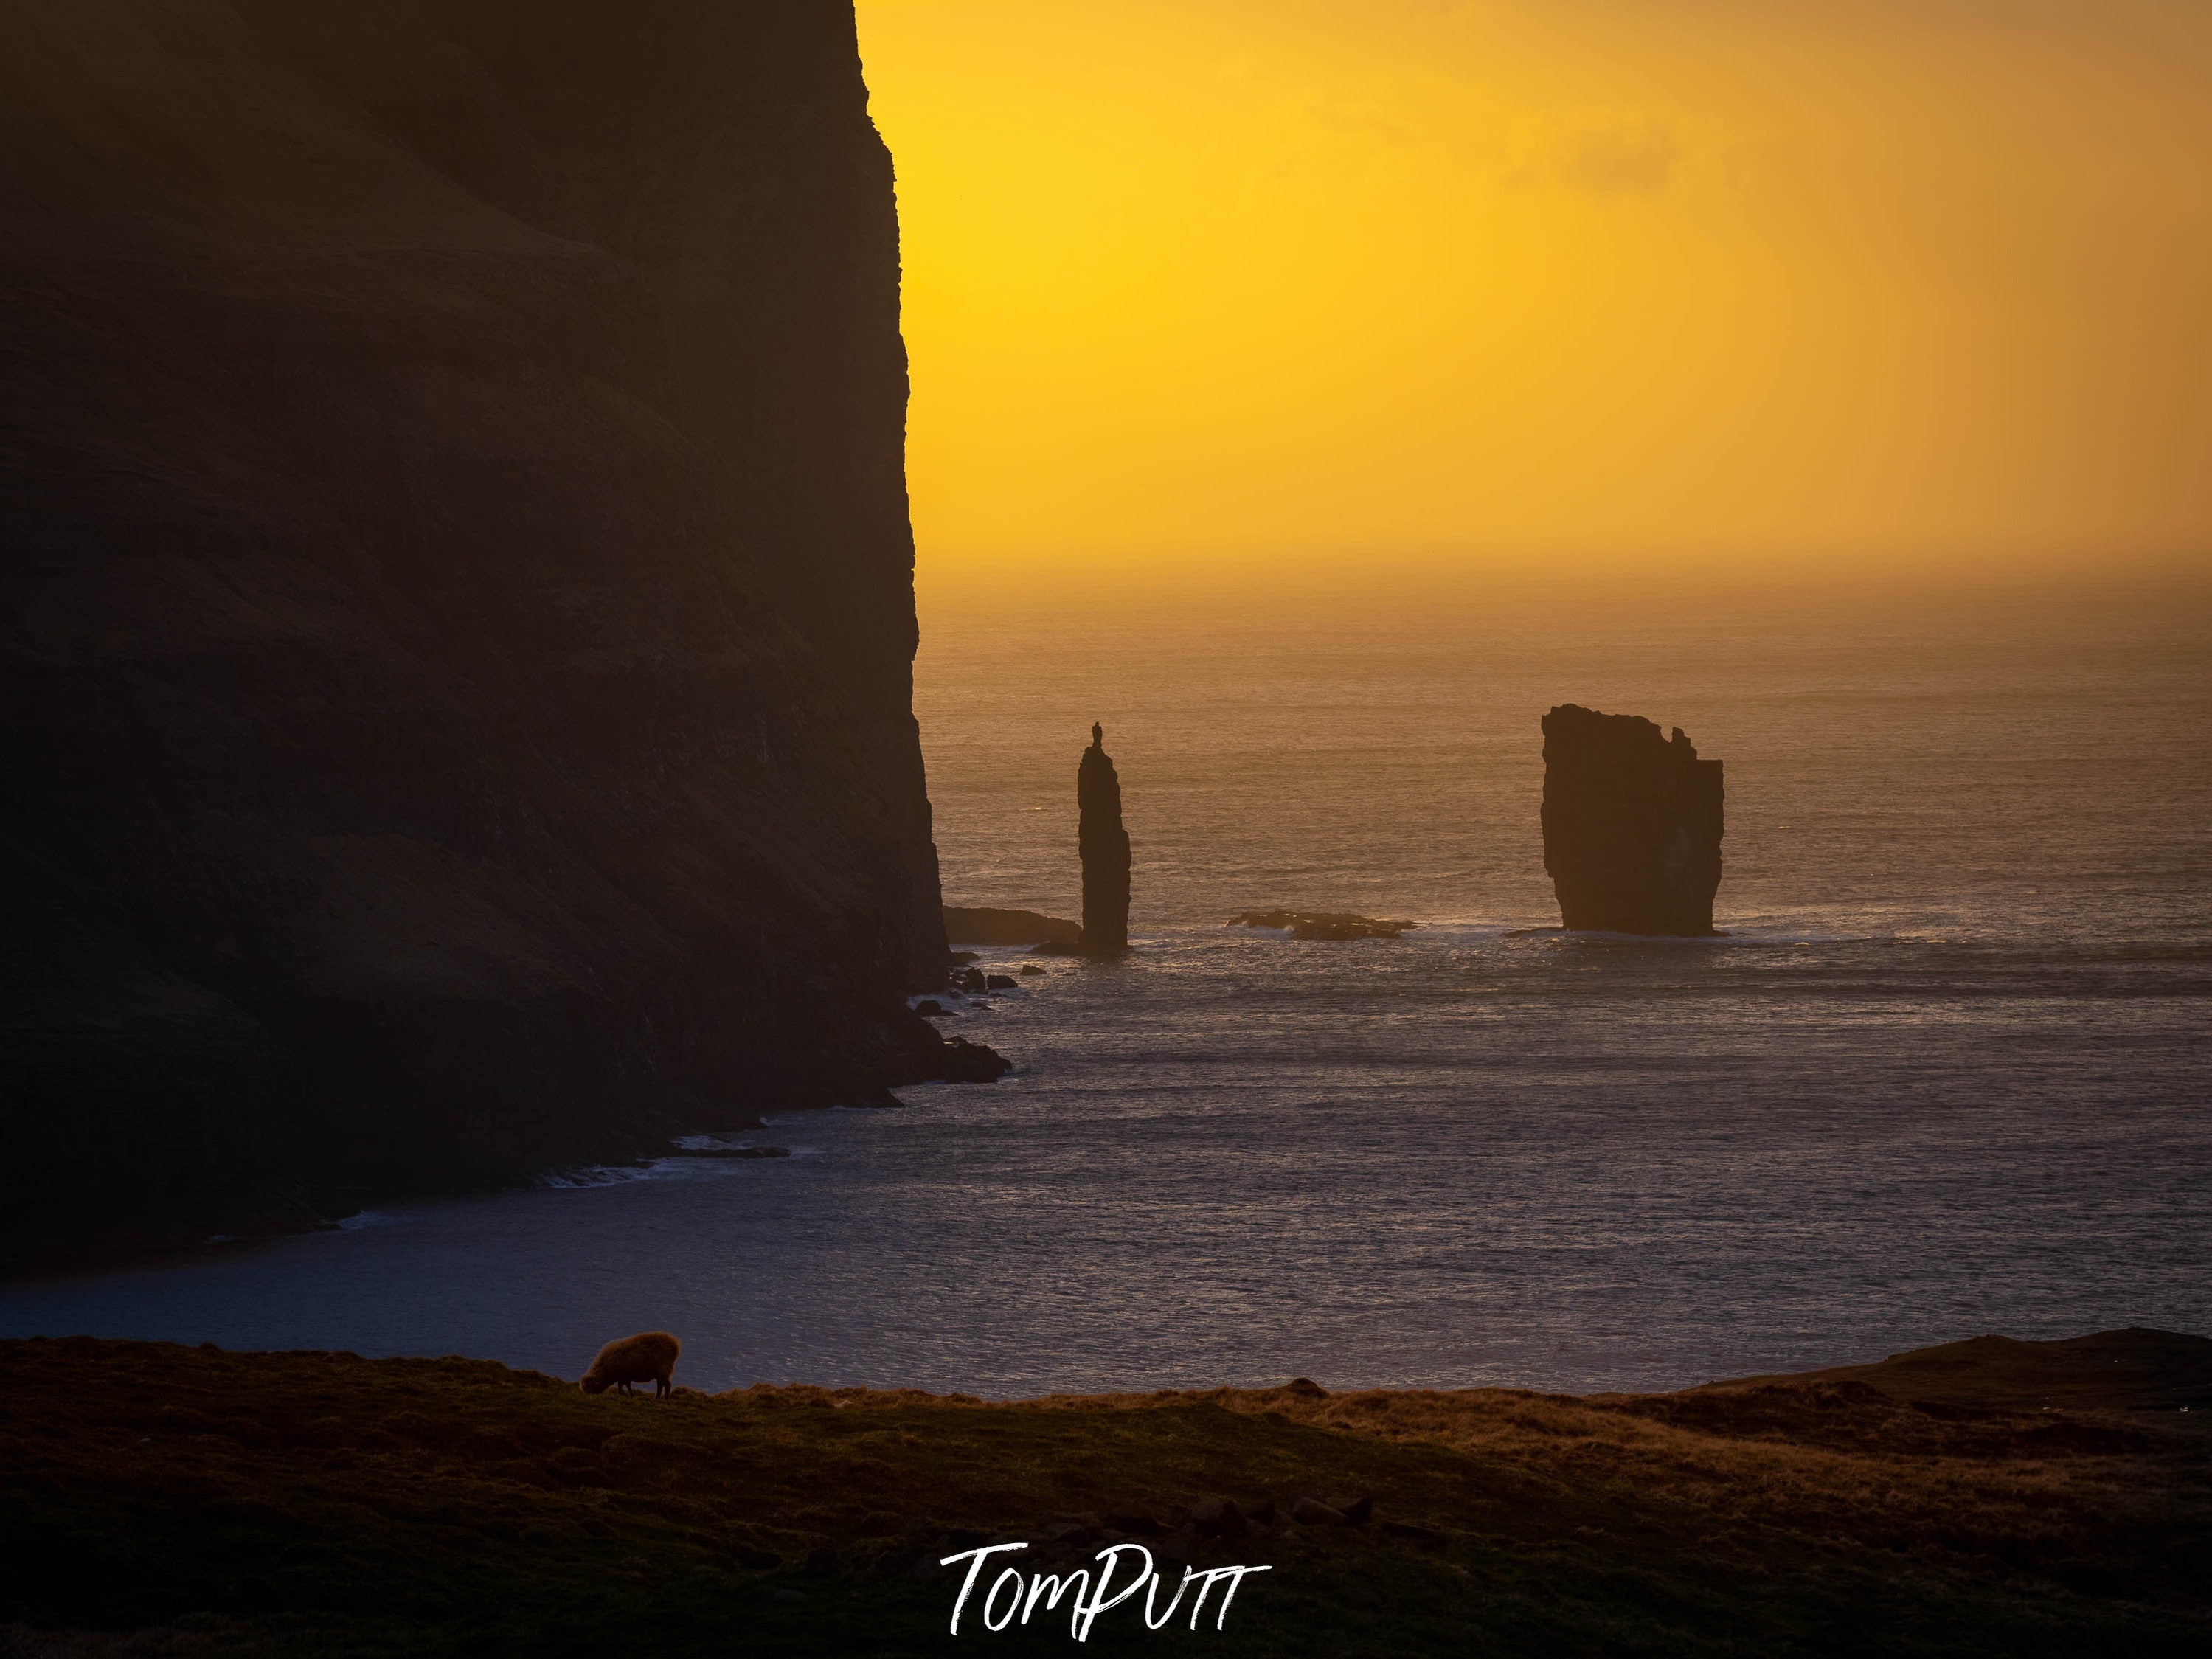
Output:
[{"left": 4, "top": 582, "right": 2207, "bottom": 1395}]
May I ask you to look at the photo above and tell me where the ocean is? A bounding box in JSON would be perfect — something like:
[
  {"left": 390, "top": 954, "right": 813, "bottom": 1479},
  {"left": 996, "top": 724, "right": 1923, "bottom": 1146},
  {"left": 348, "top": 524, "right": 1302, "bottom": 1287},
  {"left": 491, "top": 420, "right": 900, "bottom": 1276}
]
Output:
[{"left": 4, "top": 578, "right": 2206, "bottom": 1396}]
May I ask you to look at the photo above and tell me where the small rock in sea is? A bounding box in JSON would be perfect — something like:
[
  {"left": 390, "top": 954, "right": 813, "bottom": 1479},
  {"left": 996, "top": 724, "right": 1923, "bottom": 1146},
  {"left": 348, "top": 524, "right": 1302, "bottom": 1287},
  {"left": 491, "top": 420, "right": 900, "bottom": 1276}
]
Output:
[
  {"left": 949, "top": 950, "right": 980, "bottom": 966},
  {"left": 1230, "top": 910, "right": 1415, "bottom": 941},
  {"left": 1285, "top": 1376, "right": 1329, "bottom": 1397},
  {"left": 956, "top": 967, "right": 989, "bottom": 992},
  {"left": 1292, "top": 1497, "right": 1347, "bottom": 1525},
  {"left": 939, "top": 1039, "right": 1011, "bottom": 1082},
  {"left": 1247, "top": 1500, "right": 1277, "bottom": 1528},
  {"left": 985, "top": 974, "right": 1018, "bottom": 990},
  {"left": 1340, "top": 1492, "right": 1373, "bottom": 1525},
  {"left": 913, "top": 1000, "right": 949, "bottom": 1016},
  {"left": 1020, "top": 963, "right": 1046, "bottom": 976},
  {"left": 943, "top": 906, "right": 1082, "bottom": 949}
]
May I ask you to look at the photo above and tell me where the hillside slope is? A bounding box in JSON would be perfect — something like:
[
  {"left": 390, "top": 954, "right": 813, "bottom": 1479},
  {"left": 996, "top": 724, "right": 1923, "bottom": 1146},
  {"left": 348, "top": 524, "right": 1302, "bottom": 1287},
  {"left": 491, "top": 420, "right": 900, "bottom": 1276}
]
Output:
[{"left": 1, "top": 1329, "right": 2205, "bottom": 1655}]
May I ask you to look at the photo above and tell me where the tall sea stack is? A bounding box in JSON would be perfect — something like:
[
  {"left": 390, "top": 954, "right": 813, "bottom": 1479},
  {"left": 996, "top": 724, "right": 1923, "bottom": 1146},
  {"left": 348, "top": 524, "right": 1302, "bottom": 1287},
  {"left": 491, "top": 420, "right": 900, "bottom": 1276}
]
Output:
[
  {"left": 0, "top": 0, "right": 992, "bottom": 1263},
  {"left": 1078, "top": 724, "right": 1132, "bottom": 956},
  {"left": 1541, "top": 705, "right": 1724, "bottom": 936}
]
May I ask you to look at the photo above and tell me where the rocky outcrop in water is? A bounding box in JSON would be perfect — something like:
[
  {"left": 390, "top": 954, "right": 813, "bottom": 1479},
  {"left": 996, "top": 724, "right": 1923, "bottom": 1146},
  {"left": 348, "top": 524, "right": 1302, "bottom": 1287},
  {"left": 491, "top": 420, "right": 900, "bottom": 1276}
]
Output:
[
  {"left": 1078, "top": 725, "right": 1132, "bottom": 957},
  {"left": 0, "top": 0, "right": 991, "bottom": 1264},
  {"left": 943, "top": 907, "right": 1082, "bottom": 949},
  {"left": 1230, "top": 912, "right": 1417, "bottom": 941},
  {"left": 1541, "top": 706, "right": 1724, "bottom": 935}
]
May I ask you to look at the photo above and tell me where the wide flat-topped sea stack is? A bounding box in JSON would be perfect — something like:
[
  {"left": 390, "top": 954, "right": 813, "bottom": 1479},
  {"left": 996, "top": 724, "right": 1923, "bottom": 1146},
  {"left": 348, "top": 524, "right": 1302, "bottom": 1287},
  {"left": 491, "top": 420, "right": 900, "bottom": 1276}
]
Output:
[
  {"left": 1078, "top": 724, "right": 1132, "bottom": 956},
  {"left": 1541, "top": 705, "right": 1724, "bottom": 935}
]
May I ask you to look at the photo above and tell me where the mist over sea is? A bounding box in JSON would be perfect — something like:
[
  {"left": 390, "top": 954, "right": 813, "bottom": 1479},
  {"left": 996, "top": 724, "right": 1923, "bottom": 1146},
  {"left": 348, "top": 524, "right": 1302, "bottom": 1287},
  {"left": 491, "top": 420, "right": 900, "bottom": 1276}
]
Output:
[{"left": 5, "top": 580, "right": 2207, "bottom": 1396}]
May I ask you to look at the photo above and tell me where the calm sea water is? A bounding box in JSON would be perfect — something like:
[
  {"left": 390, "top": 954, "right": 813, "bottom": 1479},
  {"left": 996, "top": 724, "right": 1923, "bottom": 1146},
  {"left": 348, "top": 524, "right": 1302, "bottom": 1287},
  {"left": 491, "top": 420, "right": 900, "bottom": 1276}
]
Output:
[{"left": 4, "top": 579, "right": 2207, "bottom": 1396}]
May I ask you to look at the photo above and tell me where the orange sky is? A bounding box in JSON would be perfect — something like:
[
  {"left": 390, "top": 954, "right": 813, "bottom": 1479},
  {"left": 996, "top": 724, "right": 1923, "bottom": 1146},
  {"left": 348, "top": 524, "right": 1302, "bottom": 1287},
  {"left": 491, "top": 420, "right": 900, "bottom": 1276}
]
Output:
[{"left": 856, "top": 1, "right": 2211, "bottom": 583}]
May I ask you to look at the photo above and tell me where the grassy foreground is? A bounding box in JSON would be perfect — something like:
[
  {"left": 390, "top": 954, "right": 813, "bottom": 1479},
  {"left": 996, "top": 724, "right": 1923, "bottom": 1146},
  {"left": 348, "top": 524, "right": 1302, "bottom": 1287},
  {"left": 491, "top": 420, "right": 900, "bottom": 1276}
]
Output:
[{"left": 1, "top": 1331, "right": 2207, "bottom": 1657}]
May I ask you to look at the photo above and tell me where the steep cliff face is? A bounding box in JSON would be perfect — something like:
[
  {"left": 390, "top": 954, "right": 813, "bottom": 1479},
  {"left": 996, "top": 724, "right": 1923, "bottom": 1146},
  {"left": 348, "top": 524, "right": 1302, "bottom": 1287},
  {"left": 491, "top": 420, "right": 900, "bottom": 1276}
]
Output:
[
  {"left": 1541, "top": 705, "right": 1724, "bottom": 936},
  {"left": 0, "top": 0, "right": 971, "bottom": 1260}
]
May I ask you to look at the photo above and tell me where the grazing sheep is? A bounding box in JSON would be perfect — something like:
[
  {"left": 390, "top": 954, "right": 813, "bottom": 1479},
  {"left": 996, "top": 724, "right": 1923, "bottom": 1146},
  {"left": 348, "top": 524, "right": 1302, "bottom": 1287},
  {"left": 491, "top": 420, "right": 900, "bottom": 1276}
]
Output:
[{"left": 580, "top": 1331, "right": 682, "bottom": 1397}]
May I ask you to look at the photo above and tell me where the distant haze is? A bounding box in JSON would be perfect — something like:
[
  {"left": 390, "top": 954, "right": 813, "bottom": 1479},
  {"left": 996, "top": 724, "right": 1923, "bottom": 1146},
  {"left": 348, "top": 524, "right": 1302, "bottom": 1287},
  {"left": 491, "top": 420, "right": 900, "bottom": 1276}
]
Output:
[{"left": 859, "top": 0, "right": 2211, "bottom": 578}]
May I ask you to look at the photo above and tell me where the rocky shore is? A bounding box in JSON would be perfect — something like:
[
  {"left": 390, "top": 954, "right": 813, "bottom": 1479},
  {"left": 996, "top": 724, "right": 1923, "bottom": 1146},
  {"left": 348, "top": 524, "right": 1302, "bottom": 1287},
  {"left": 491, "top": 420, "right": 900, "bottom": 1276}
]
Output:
[{"left": 3, "top": 1329, "right": 2205, "bottom": 1655}]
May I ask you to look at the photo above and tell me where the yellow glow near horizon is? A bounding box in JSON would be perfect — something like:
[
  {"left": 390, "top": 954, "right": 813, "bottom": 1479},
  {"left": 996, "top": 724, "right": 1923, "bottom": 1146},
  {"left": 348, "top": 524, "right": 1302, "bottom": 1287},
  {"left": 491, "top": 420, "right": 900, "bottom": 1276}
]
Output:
[{"left": 857, "top": 1, "right": 2212, "bottom": 582}]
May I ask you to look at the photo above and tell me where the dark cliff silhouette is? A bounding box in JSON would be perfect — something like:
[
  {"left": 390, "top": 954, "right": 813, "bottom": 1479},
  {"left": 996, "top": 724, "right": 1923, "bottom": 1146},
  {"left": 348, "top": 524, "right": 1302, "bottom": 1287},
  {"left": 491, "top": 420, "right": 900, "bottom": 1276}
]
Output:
[
  {"left": 1078, "top": 724, "right": 1132, "bottom": 957},
  {"left": 0, "top": 0, "right": 994, "bottom": 1264},
  {"left": 1541, "top": 706, "right": 1724, "bottom": 935}
]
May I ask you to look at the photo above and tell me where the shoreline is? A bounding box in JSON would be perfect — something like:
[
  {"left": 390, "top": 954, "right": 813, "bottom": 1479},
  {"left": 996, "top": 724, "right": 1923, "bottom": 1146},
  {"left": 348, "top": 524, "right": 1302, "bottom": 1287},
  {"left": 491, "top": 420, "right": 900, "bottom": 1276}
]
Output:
[{"left": 0, "top": 1063, "right": 991, "bottom": 1284}]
